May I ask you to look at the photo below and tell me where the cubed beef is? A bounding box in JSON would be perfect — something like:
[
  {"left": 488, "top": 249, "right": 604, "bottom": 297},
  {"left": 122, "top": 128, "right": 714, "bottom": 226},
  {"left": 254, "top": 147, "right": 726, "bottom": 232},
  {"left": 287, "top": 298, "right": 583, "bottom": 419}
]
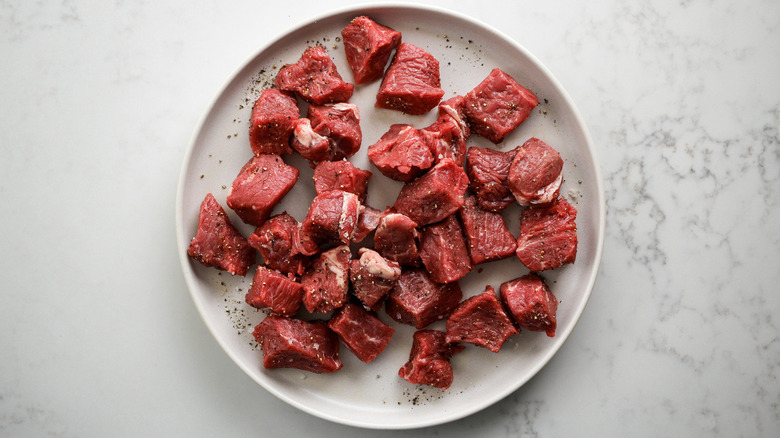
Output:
[
  {"left": 463, "top": 68, "right": 538, "bottom": 143},
  {"left": 313, "top": 160, "right": 372, "bottom": 203},
  {"left": 515, "top": 197, "right": 578, "bottom": 271},
  {"left": 226, "top": 154, "right": 299, "bottom": 226},
  {"left": 367, "top": 124, "right": 433, "bottom": 182},
  {"left": 398, "top": 329, "right": 464, "bottom": 390},
  {"left": 341, "top": 16, "right": 402, "bottom": 84},
  {"left": 349, "top": 248, "right": 401, "bottom": 310},
  {"left": 301, "top": 245, "right": 351, "bottom": 313},
  {"left": 385, "top": 268, "right": 462, "bottom": 329},
  {"left": 328, "top": 303, "right": 395, "bottom": 362},
  {"left": 247, "top": 213, "right": 305, "bottom": 276},
  {"left": 437, "top": 95, "right": 470, "bottom": 139},
  {"left": 301, "top": 190, "right": 361, "bottom": 246},
  {"left": 500, "top": 274, "right": 558, "bottom": 337},
  {"left": 373, "top": 211, "right": 420, "bottom": 266},
  {"left": 376, "top": 43, "right": 445, "bottom": 115},
  {"left": 393, "top": 159, "right": 468, "bottom": 226},
  {"left": 445, "top": 286, "right": 518, "bottom": 353},
  {"left": 459, "top": 196, "right": 517, "bottom": 265},
  {"left": 465, "top": 146, "right": 519, "bottom": 212},
  {"left": 419, "top": 215, "right": 473, "bottom": 284},
  {"left": 253, "top": 315, "right": 342, "bottom": 373},
  {"left": 307, "top": 103, "right": 362, "bottom": 161},
  {"left": 421, "top": 113, "right": 468, "bottom": 166},
  {"left": 290, "top": 118, "right": 331, "bottom": 162},
  {"left": 351, "top": 205, "right": 381, "bottom": 243},
  {"left": 274, "top": 45, "right": 354, "bottom": 104},
  {"left": 507, "top": 137, "right": 563, "bottom": 206},
  {"left": 187, "top": 193, "right": 255, "bottom": 276},
  {"left": 245, "top": 266, "right": 304, "bottom": 316},
  {"left": 248, "top": 89, "right": 299, "bottom": 155},
  {"left": 292, "top": 222, "right": 320, "bottom": 257}
]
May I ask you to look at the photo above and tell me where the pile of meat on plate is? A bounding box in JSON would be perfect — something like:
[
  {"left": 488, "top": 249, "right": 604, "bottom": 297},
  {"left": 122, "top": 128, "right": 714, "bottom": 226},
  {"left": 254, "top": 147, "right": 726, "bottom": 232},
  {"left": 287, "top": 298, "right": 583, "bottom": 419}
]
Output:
[{"left": 187, "top": 16, "right": 578, "bottom": 390}]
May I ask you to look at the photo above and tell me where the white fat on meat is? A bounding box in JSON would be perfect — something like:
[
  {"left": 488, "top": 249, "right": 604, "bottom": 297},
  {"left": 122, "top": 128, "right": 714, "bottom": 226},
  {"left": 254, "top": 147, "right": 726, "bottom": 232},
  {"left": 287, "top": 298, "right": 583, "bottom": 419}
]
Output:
[
  {"left": 338, "top": 192, "right": 361, "bottom": 242},
  {"left": 328, "top": 102, "right": 360, "bottom": 121},
  {"left": 322, "top": 246, "right": 349, "bottom": 290},
  {"left": 438, "top": 104, "right": 469, "bottom": 140},
  {"left": 512, "top": 173, "right": 563, "bottom": 206},
  {"left": 292, "top": 118, "right": 327, "bottom": 148},
  {"left": 358, "top": 248, "right": 402, "bottom": 280}
]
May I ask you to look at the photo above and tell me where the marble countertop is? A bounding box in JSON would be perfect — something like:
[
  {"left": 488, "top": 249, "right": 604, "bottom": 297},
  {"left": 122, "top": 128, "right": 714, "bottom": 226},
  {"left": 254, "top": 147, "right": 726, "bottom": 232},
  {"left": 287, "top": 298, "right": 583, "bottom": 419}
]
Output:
[{"left": 1, "top": 0, "right": 778, "bottom": 436}]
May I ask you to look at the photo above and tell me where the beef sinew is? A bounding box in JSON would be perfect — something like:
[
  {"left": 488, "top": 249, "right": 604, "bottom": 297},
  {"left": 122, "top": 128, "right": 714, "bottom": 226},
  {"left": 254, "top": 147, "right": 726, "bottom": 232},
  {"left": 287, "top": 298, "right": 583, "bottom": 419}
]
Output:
[
  {"left": 376, "top": 43, "right": 445, "bottom": 115},
  {"left": 274, "top": 45, "right": 354, "bottom": 104},
  {"left": 247, "top": 213, "right": 306, "bottom": 276},
  {"left": 393, "top": 158, "right": 469, "bottom": 227},
  {"left": 419, "top": 214, "right": 473, "bottom": 284},
  {"left": 248, "top": 88, "right": 299, "bottom": 156},
  {"left": 385, "top": 268, "right": 462, "bottom": 329},
  {"left": 459, "top": 196, "right": 517, "bottom": 265},
  {"left": 328, "top": 303, "right": 395, "bottom": 363},
  {"left": 507, "top": 137, "right": 563, "bottom": 206},
  {"left": 466, "top": 146, "right": 519, "bottom": 212},
  {"left": 399, "top": 329, "right": 464, "bottom": 390},
  {"left": 301, "top": 245, "right": 351, "bottom": 313},
  {"left": 445, "top": 286, "right": 518, "bottom": 353},
  {"left": 341, "top": 16, "right": 402, "bottom": 84},
  {"left": 500, "top": 274, "right": 558, "bottom": 337},
  {"left": 245, "top": 266, "right": 304, "bottom": 317},
  {"left": 226, "top": 154, "right": 299, "bottom": 227},
  {"left": 253, "top": 315, "right": 342, "bottom": 373},
  {"left": 515, "top": 197, "right": 578, "bottom": 271},
  {"left": 349, "top": 248, "right": 402, "bottom": 311}
]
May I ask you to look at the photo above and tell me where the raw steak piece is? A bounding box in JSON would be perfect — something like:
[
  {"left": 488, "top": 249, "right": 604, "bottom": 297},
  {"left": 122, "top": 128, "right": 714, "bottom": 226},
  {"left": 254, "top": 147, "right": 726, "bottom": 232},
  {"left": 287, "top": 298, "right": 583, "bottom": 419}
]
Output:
[
  {"left": 515, "top": 197, "right": 578, "bottom": 271},
  {"left": 226, "top": 154, "right": 299, "bottom": 226},
  {"left": 274, "top": 45, "right": 354, "bottom": 104},
  {"left": 248, "top": 88, "right": 299, "bottom": 155},
  {"left": 398, "top": 329, "right": 464, "bottom": 390},
  {"left": 253, "top": 315, "right": 342, "bottom": 373},
  {"left": 313, "top": 160, "right": 372, "bottom": 203},
  {"left": 301, "top": 245, "right": 351, "bottom": 313},
  {"left": 367, "top": 124, "right": 433, "bottom": 182},
  {"left": 301, "top": 190, "right": 361, "bottom": 246},
  {"left": 373, "top": 211, "right": 420, "bottom": 266},
  {"left": 187, "top": 193, "right": 254, "bottom": 276},
  {"left": 349, "top": 248, "right": 402, "bottom": 310},
  {"left": 341, "top": 16, "right": 402, "bottom": 84},
  {"left": 292, "top": 222, "right": 320, "bottom": 257},
  {"left": 445, "top": 286, "right": 518, "bottom": 353},
  {"left": 351, "top": 205, "right": 381, "bottom": 243},
  {"left": 328, "top": 303, "right": 395, "bottom": 362},
  {"left": 507, "top": 137, "right": 563, "bottom": 206},
  {"left": 290, "top": 118, "right": 330, "bottom": 162},
  {"left": 245, "top": 266, "right": 304, "bottom": 316},
  {"left": 437, "top": 95, "right": 470, "bottom": 139},
  {"left": 419, "top": 215, "right": 473, "bottom": 284},
  {"left": 247, "top": 213, "right": 305, "bottom": 276},
  {"left": 500, "top": 274, "right": 558, "bottom": 337},
  {"left": 421, "top": 113, "right": 468, "bottom": 166},
  {"left": 307, "top": 103, "right": 362, "bottom": 161},
  {"left": 458, "top": 196, "right": 517, "bottom": 265},
  {"left": 385, "top": 268, "right": 462, "bottom": 329},
  {"left": 393, "top": 159, "right": 469, "bottom": 226},
  {"left": 463, "top": 68, "right": 538, "bottom": 143},
  {"left": 376, "top": 43, "right": 445, "bottom": 115},
  {"left": 465, "top": 146, "right": 519, "bottom": 212}
]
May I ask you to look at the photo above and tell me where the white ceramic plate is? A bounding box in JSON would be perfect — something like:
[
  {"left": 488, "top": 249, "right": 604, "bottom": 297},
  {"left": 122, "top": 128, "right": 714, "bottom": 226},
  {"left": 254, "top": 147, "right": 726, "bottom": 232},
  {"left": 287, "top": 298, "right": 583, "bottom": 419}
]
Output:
[{"left": 176, "top": 3, "right": 604, "bottom": 429}]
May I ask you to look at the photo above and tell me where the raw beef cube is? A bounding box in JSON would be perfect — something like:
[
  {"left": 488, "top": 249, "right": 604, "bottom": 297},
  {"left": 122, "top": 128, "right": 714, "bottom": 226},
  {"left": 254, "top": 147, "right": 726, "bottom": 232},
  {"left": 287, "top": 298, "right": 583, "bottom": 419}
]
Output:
[
  {"left": 313, "top": 160, "right": 372, "bottom": 203},
  {"left": 373, "top": 211, "right": 420, "bottom": 266},
  {"left": 351, "top": 205, "right": 381, "bottom": 243},
  {"left": 307, "top": 103, "right": 362, "bottom": 161},
  {"left": 367, "top": 124, "right": 433, "bottom": 182},
  {"left": 445, "top": 286, "right": 518, "bottom": 353},
  {"left": 341, "top": 16, "right": 402, "bottom": 84},
  {"left": 465, "top": 146, "right": 519, "bottom": 212},
  {"left": 463, "top": 68, "right": 538, "bottom": 143},
  {"left": 437, "top": 95, "right": 470, "bottom": 139},
  {"left": 292, "top": 222, "right": 320, "bottom": 257},
  {"left": 253, "top": 315, "right": 342, "bottom": 373},
  {"left": 226, "top": 154, "right": 299, "bottom": 226},
  {"left": 459, "top": 196, "right": 517, "bottom": 265},
  {"left": 274, "top": 45, "right": 354, "bottom": 104},
  {"left": 421, "top": 113, "right": 468, "bottom": 166},
  {"left": 385, "top": 268, "right": 462, "bottom": 329},
  {"left": 507, "top": 137, "right": 563, "bottom": 206},
  {"left": 515, "top": 197, "right": 578, "bottom": 271},
  {"left": 187, "top": 193, "right": 255, "bottom": 276},
  {"left": 419, "top": 215, "right": 473, "bottom": 284},
  {"left": 398, "top": 329, "right": 464, "bottom": 390},
  {"left": 393, "top": 158, "right": 469, "bottom": 226},
  {"left": 301, "top": 190, "right": 361, "bottom": 246},
  {"left": 290, "top": 118, "right": 331, "bottom": 162},
  {"left": 350, "top": 248, "right": 402, "bottom": 310},
  {"left": 500, "top": 274, "right": 558, "bottom": 337},
  {"left": 248, "top": 88, "right": 299, "bottom": 156},
  {"left": 245, "top": 266, "right": 304, "bottom": 316},
  {"left": 301, "top": 245, "right": 351, "bottom": 313},
  {"left": 247, "top": 213, "right": 305, "bottom": 276},
  {"left": 328, "top": 303, "right": 395, "bottom": 362},
  {"left": 376, "top": 43, "right": 445, "bottom": 115}
]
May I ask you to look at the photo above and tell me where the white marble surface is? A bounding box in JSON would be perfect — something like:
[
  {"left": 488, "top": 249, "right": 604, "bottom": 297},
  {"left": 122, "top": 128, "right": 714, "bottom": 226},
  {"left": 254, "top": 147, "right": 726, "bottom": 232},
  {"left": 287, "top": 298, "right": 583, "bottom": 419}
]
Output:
[{"left": 1, "top": 0, "right": 778, "bottom": 436}]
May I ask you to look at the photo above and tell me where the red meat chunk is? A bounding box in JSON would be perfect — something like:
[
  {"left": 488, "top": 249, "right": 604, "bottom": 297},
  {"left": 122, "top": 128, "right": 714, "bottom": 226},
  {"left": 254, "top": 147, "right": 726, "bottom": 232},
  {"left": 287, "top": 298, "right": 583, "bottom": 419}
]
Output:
[
  {"left": 419, "top": 215, "right": 473, "bottom": 284},
  {"left": 465, "top": 146, "right": 519, "bottom": 212},
  {"left": 507, "top": 137, "right": 563, "bottom": 206},
  {"left": 226, "top": 154, "right": 299, "bottom": 226},
  {"left": 349, "top": 248, "right": 402, "bottom": 310},
  {"left": 445, "top": 286, "right": 518, "bottom": 353},
  {"left": 301, "top": 190, "right": 361, "bottom": 246},
  {"left": 248, "top": 89, "right": 299, "bottom": 155},
  {"left": 421, "top": 113, "right": 468, "bottom": 166},
  {"left": 245, "top": 266, "right": 304, "bottom": 316},
  {"left": 373, "top": 211, "right": 420, "bottom": 266},
  {"left": 187, "top": 193, "right": 255, "bottom": 276},
  {"left": 253, "top": 315, "right": 342, "bottom": 373},
  {"left": 328, "top": 303, "right": 395, "bottom": 362},
  {"left": 313, "top": 160, "right": 372, "bottom": 203},
  {"left": 307, "top": 103, "right": 362, "bottom": 161},
  {"left": 463, "top": 68, "right": 538, "bottom": 143},
  {"left": 367, "top": 124, "right": 433, "bottom": 182},
  {"left": 290, "top": 118, "right": 330, "bottom": 162},
  {"left": 398, "top": 330, "right": 464, "bottom": 390},
  {"left": 247, "top": 213, "right": 305, "bottom": 276},
  {"left": 291, "top": 222, "right": 320, "bottom": 257},
  {"left": 458, "top": 196, "right": 517, "bottom": 265},
  {"left": 437, "top": 95, "right": 470, "bottom": 138},
  {"left": 376, "top": 43, "right": 445, "bottom": 115},
  {"left": 301, "top": 245, "right": 351, "bottom": 313},
  {"left": 341, "top": 16, "right": 402, "bottom": 84},
  {"left": 516, "top": 197, "right": 578, "bottom": 271},
  {"left": 393, "top": 159, "right": 469, "bottom": 226},
  {"left": 274, "top": 45, "right": 354, "bottom": 104},
  {"left": 385, "top": 268, "right": 462, "bottom": 329},
  {"left": 351, "top": 205, "right": 381, "bottom": 243},
  {"left": 500, "top": 274, "right": 558, "bottom": 337}
]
